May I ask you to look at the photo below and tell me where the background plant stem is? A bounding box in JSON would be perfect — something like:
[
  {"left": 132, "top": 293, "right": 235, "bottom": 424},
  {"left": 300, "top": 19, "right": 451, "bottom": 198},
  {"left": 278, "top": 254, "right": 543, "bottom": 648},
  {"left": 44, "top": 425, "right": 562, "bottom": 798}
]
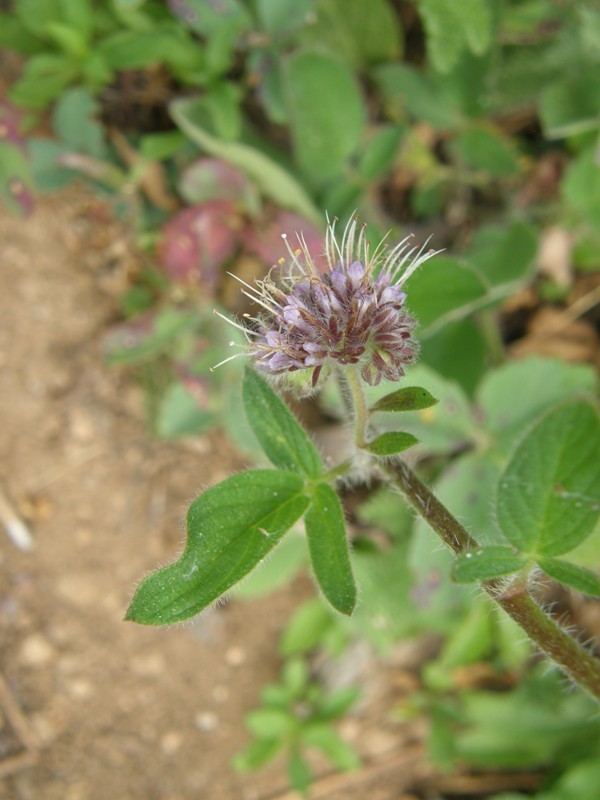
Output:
[{"left": 390, "top": 460, "right": 600, "bottom": 701}]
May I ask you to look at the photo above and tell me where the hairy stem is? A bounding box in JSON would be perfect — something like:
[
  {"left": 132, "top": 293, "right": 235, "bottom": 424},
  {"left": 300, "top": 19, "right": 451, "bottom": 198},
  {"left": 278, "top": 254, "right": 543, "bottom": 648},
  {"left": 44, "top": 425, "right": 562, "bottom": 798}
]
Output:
[
  {"left": 390, "top": 461, "right": 600, "bottom": 700},
  {"left": 342, "top": 367, "right": 370, "bottom": 448}
]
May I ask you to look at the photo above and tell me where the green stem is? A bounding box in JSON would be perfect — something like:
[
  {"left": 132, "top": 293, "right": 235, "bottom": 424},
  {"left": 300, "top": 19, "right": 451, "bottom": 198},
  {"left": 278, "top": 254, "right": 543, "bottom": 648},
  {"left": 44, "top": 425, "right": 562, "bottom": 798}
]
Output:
[
  {"left": 389, "top": 461, "right": 600, "bottom": 701},
  {"left": 341, "top": 367, "right": 370, "bottom": 448},
  {"left": 477, "top": 308, "right": 506, "bottom": 366}
]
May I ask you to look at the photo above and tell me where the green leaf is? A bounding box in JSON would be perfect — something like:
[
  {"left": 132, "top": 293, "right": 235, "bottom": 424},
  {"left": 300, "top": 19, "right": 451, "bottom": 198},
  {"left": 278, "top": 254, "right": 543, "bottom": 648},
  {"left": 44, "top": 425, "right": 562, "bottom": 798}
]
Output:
[
  {"left": 317, "top": 686, "right": 361, "bottom": 720},
  {"left": 170, "top": 97, "right": 320, "bottom": 225},
  {"left": 374, "top": 63, "right": 459, "bottom": 128},
  {"left": 59, "top": 0, "right": 94, "bottom": 41},
  {"left": 282, "top": 658, "right": 309, "bottom": 695},
  {"left": 537, "top": 558, "right": 600, "bottom": 598},
  {"left": 139, "top": 131, "right": 187, "bottom": 161},
  {"left": 456, "top": 667, "right": 600, "bottom": 769},
  {"left": 80, "top": 51, "right": 112, "bottom": 88},
  {"left": 0, "top": 13, "right": 40, "bottom": 53},
  {"left": 364, "top": 432, "right": 419, "bottom": 456},
  {"left": 175, "top": 0, "right": 250, "bottom": 83},
  {"left": 468, "top": 221, "right": 537, "bottom": 289},
  {"left": 403, "top": 256, "right": 487, "bottom": 334},
  {"left": 45, "top": 21, "right": 87, "bottom": 58},
  {"left": 16, "top": 0, "right": 63, "bottom": 37},
  {"left": 424, "top": 601, "right": 493, "bottom": 690},
  {"left": 355, "top": 485, "right": 413, "bottom": 540},
  {"left": 29, "top": 138, "right": 75, "bottom": 191},
  {"left": 195, "top": 80, "right": 242, "bottom": 140},
  {"left": 562, "top": 146, "right": 600, "bottom": 228},
  {"left": 301, "top": 724, "right": 360, "bottom": 771},
  {"left": 358, "top": 124, "right": 404, "bottom": 181},
  {"left": 243, "top": 368, "right": 323, "bottom": 479},
  {"left": 546, "top": 759, "right": 600, "bottom": 800},
  {"left": 419, "top": 318, "right": 486, "bottom": 396},
  {"left": 452, "top": 127, "right": 519, "bottom": 178},
  {"left": 540, "top": 69, "right": 600, "bottom": 139},
  {"left": 305, "top": 484, "right": 356, "bottom": 616},
  {"left": 280, "top": 598, "right": 335, "bottom": 657},
  {"left": 497, "top": 401, "right": 600, "bottom": 557},
  {"left": 288, "top": 750, "right": 312, "bottom": 794},
  {"left": 418, "top": 0, "right": 493, "bottom": 73},
  {"left": 99, "top": 26, "right": 204, "bottom": 76},
  {"left": 410, "top": 518, "right": 471, "bottom": 632},
  {"left": 257, "top": 0, "right": 315, "bottom": 35},
  {"left": 246, "top": 708, "right": 294, "bottom": 739},
  {"left": 372, "top": 365, "right": 475, "bottom": 455},
  {"left": 125, "top": 470, "right": 310, "bottom": 624},
  {"left": 234, "top": 533, "right": 306, "bottom": 599},
  {"left": 298, "top": 0, "right": 401, "bottom": 67},
  {"left": 476, "top": 357, "right": 597, "bottom": 442},
  {"left": 453, "top": 547, "right": 527, "bottom": 583},
  {"left": 283, "top": 50, "right": 365, "bottom": 182},
  {"left": 9, "top": 53, "right": 78, "bottom": 109},
  {"left": 156, "top": 383, "right": 213, "bottom": 439},
  {"left": 233, "top": 737, "right": 284, "bottom": 771},
  {"left": 52, "top": 87, "right": 105, "bottom": 157},
  {"left": 177, "top": 0, "right": 250, "bottom": 37},
  {"left": 371, "top": 386, "right": 438, "bottom": 414}
]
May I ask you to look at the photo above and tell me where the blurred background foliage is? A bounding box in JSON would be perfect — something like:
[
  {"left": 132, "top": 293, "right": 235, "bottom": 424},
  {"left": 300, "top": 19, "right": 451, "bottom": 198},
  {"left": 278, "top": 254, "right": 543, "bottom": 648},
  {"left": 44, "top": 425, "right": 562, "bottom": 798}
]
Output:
[{"left": 1, "top": 0, "right": 599, "bottom": 796}]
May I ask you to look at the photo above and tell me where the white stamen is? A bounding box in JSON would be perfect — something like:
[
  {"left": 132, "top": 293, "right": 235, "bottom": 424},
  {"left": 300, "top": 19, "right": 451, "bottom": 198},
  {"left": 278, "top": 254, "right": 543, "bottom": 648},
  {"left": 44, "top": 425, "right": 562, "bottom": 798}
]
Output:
[
  {"left": 210, "top": 352, "right": 246, "bottom": 372},
  {"left": 227, "top": 271, "right": 281, "bottom": 312},
  {"left": 213, "top": 309, "right": 253, "bottom": 340},
  {"left": 325, "top": 213, "right": 344, "bottom": 267},
  {"left": 281, "top": 233, "right": 305, "bottom": 274}
]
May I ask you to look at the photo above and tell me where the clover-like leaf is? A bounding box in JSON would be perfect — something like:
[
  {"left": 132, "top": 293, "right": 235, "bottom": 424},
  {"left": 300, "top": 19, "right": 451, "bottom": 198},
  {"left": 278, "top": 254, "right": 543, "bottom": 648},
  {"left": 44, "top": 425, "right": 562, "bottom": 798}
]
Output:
[
  {"left": 243, "top": 368, "right": 323, "bottom": 478},
  {"left": 537, "top": 558, "right": 600, "bottom": 598},
  {"left": 125, "top": 470, "right": 309, "bottom": 625},
  {"left": 497, "top": 401, "right": 600, "bottom": 557}
]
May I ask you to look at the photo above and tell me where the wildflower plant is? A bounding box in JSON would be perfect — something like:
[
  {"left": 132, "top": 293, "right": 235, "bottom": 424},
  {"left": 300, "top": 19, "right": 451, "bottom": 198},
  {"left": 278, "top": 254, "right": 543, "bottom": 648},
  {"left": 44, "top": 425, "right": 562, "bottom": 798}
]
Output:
[{"left": 126, "top": 216, "right": 600, "bottom": 703}]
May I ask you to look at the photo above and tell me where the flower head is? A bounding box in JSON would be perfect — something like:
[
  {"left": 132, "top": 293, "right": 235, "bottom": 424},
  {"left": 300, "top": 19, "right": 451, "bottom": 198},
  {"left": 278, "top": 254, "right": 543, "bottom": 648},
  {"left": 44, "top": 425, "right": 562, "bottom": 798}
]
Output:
[{"left": 216, "top": 216, "right": 440, "bottom": 391}]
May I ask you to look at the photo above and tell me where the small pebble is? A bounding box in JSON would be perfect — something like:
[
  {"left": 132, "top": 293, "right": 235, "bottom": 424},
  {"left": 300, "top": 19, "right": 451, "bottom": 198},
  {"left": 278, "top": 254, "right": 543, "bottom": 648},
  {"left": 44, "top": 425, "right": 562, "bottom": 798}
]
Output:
[
  {"left": 160, "top": 730, "right": 183, "bottom": 755},
  {"left": 225, "top": 646, "right": 246, "bottom": 667},
  {"left": 194, "top": 711, "right": 218, "bottom": 732},
  {"left": 19, "top": 633, "right": 55, "bottom": 666}
]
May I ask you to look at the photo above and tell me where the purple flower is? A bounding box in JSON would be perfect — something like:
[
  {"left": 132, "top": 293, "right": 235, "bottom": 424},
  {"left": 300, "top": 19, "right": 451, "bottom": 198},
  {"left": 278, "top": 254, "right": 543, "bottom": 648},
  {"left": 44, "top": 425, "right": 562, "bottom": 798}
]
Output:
[{"left": 215, "top": 216, "right": 440, "bottom": 391}]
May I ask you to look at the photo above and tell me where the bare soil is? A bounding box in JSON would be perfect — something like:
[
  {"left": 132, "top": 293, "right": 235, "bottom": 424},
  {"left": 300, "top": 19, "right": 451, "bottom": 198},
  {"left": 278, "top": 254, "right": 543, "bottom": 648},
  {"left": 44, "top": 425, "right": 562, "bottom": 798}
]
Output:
[{"left": 0, "top": 190, "right": 312, "bottom": 800}]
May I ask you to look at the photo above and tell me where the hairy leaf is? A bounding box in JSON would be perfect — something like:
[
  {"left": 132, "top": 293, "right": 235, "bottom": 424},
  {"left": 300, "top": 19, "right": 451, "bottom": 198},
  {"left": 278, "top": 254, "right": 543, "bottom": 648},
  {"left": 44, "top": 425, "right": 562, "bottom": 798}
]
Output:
[
  {"left": 125, "top": 470, "right": 309, "bottom": 624},
  {"left": 371, "top": 385, "right": 438, "bottom": 413},
  {"left": 497, "top": 401, "right": 600, "bottom": 557},
  {"left": 365, "top": 431, "right": 419, "bottom": 456},
  {"left": 243, "top": 368, "right": 323, "bottom": 478},
  {"left": 453, "top": 547, "right": 527, "bottom": 583},
  {"left": 537, "top": 558, "right": 600, "bottom": 598},
  {"left": 305, "top": 484, "right": 356, "bottom": 615}
]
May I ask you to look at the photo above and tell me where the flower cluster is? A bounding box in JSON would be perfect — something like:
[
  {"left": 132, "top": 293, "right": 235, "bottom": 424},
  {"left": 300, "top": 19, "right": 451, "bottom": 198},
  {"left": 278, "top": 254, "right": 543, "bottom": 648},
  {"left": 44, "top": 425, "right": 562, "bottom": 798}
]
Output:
[{"left": 217, "top": 216, "right": 440, "bottom": 390}]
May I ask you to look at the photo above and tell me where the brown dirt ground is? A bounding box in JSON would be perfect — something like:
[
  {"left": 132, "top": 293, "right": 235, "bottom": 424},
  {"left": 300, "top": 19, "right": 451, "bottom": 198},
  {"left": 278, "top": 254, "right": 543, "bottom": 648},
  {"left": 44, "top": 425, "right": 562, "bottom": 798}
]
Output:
[
  {"left": 1, "top": 188, "right": 599, "bottom": 800},
  {"left": 0, "top": 190, "right": 316, "bottom": 800}
]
